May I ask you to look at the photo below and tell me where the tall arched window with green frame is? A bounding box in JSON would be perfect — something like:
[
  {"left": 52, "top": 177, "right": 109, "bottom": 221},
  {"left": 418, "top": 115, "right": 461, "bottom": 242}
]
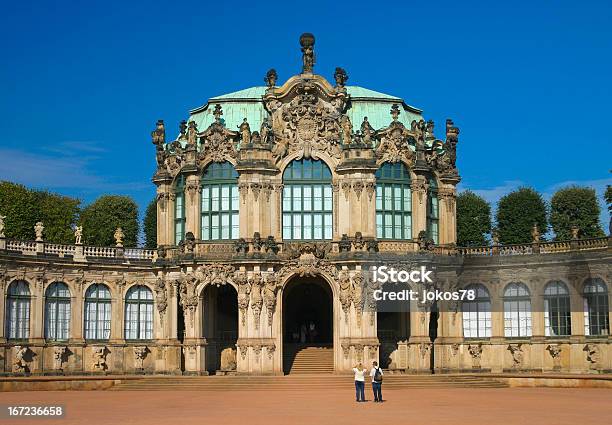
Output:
[
  {"left": 282, "top": 159, "right": 332, "bottom": 240},
  {"left": 174, "top": 174, "right": 186, "bottom": 244},
  {"left": 426, "top": 175, "right": 439, "bottom": 244},
  {"left": 201, "top": 162, "right": 239, "bottom": 240},
  {"left": 375, "top": 162, "right": 412, "bottom": 239}
]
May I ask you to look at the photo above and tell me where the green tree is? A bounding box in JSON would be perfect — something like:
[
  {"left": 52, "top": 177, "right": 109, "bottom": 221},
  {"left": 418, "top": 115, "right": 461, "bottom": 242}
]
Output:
[
  {"left": 80, "top": 195, "right": 139, "bottom": 247},
  {"left": 550, "top": 186, "right": 605, "bottom": 240},
  {"left": 456, "top": 190, "right": 491, "bottom": 246},
  {"left": 143, "top": 198, "right": 157, "bottom": 249},
  {"left": 0, "top": 181, "right": 80, "bottom": 243},
  {"left": 496, "top": 187, "right": 548, "bottom": 244},
  {"left": 34, "top": 190, "right": 81, "bottom": 244},
  {"left": 0, "top": 181, "right": 38, "bottom": 240}
]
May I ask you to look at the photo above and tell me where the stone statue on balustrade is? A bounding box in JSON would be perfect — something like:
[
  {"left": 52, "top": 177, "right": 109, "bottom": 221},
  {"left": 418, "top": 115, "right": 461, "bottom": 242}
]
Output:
[
  {"left": 74, "top": 226, "right": 83, "bottom": 245},
  {"left": 34, "top": 221, "right": 44, "bottom": 241},
  {"left": 114, "top": 228, "right": 124, "bottom": 247}
]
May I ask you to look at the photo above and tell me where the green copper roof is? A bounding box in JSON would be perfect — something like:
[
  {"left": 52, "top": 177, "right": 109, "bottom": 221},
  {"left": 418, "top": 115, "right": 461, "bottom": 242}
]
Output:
[{"left": 187, "top": 85, "right": 424, "bottom": 135}]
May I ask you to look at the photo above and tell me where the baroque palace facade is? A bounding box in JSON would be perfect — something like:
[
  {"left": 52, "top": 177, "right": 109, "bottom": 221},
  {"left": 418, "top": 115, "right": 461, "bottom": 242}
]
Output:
[{"left": 0, "top": 34, "right": 610, "bottom": 377}]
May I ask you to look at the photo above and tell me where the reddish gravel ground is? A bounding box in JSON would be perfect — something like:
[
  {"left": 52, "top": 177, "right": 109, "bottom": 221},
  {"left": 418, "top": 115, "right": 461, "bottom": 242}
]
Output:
[{"left": 1, "top": 387, "right": 611, "bottom": 425}]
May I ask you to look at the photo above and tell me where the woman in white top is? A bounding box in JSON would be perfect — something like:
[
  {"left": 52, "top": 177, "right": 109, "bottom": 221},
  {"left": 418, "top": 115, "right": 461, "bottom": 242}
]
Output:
[{"left": 352, "top": 362, "right": 367, "bottom": 402}]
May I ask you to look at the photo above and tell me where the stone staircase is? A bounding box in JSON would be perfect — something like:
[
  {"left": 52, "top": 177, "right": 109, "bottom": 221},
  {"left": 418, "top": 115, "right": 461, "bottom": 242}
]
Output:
[
  {"left": 109, "top": 374, "right": 508, "bottom": 391},
  {"left": 283, "top": 344, "right": 334, "bottom": 375}
]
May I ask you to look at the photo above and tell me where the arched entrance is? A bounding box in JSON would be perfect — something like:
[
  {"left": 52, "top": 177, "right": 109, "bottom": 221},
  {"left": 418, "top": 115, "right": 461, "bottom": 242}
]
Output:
[
  {"left": 201, "top": 284, "right": 238, "bottom": 374},
  {"left": 282, "top": 276, "right": 333, "bottom": 374},
  {"left": 377, "top": 281, "right": 410, "bottom": 370}
]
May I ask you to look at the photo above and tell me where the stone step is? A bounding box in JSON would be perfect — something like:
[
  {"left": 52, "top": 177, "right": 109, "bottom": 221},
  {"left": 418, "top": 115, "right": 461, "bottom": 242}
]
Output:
[{"left": 110, "top": 375, "right": 508, "bottom": 391}]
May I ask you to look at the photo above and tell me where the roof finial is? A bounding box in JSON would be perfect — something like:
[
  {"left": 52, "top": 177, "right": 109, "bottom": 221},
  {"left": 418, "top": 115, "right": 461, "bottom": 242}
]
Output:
[
  {"left": 300, "top": 33, "right": 315, "bottom": 73},
  {"left": 213, "top": 104, "right": 223, "bottom": 123}
]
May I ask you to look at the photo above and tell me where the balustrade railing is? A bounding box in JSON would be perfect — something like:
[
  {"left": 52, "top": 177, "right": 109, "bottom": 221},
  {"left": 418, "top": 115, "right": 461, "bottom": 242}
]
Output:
[{"left": 0, "top": 236, "right": 609, "bottom": 262}]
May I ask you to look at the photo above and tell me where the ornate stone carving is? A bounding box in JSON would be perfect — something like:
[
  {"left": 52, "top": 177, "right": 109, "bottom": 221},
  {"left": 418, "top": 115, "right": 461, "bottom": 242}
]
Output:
[
  {"left": 419, "top": 343, "right": 431, "bottom": 359},
  {"left": 338, "top": 271, "right": 353, "bottom": 323},
  {"left": 250, "top": 273, "right": 263, "bottom": 329},
  {"left": 53, "top": 346, "right": 68, "bottom": 371},
  {"left": 195, "top": 264, "right": 236, "bottom": 287},
  {"left": 341, "top": 342, "right": 350, "bottom": 359},
  {"left": 353, "top": 181, "right": 364, "bottom": 200},
  {"left": 154, "top": 277, "right": 168, "bottom": 322},
  {"left": 584, "top": 344, "right": 601, "bottom": 369},
  {"left": 197, "top": 104, "right": 239, "bottom": 165},
  {"left": 531, "top": 223, "right": 540, "bottom": 243},
  {"left": 114, "top": 228, "right": 124, "bottom": 247},
  {"left": 365, "top": 182, "right": 375, "bottom": 202},
  {"left": 468, "top": 344, "right": 483, "bottom": 369},
  {"left": 234, "top": 238, "right": 249, "bottom": 255},
  {"left": 252, "top": 232, "right": 263, "bottom": 252},
  {"left": 237, "top": 343, "right": 248, "bottom": 360},
  {"left": 220, "top": 347, "right": 237, "bottom": 371},
  {"left": 13, "top": 346, "right": 30, "bottom": 373},
  {"left": 334, "top": 67, "right": 348, "bottom": 88},
  {"left": 134, "top": 346, "right": 147, "bottom": 370},
  {"left": 266, "top": 343, "right": 276, "bottom": 360},
  {"left": 34, "top": 221, "right": 44, "bottom": 241},
  {"left": 236, "top": 272, "right": 250, "bottom": 326},
  {"left": 252, "top": 344, "right": 262, "bottom": 358},
  {"left": 263, "top": 274, "right": 279, "bottom": 326},
  {"left": 417, "top": 230, "right": 435, "bottom": 251},
  {"left": 238, "top": 118, "right": 251, "bottom": 145},
  {"left": 0, "top": 214, "right": 5, "bottom": 237},
  {"left": 264, "top": 69, "right": 278, "bottom": 88},
  {"left": 361, "top": 117, "right": 375, "bottom": 146},
  {"left": 178, "top": 272, "right": 199, "bottom": 323},
  {"left": 250, "top": 183, "right": 261, "bottom": 202},
  {"left": 185, "top": 181, "right": 201, "bottom": 205},
  {"left": 375, "top": 105, "right": 415, "bottom": 165},
  {"left": 187, "top": 121, "right": 198, "bottom": 148},
  {"left": 238, "top": 183, "right": 249, "bottom": 203},
  {"left": 338, "top": 234, "right": 352, "bottom": 253},
  {"left": 300, "top": 33, "right": 315, "bottom": 73},
  {"left": 450, "top": 343, "right": 460, "bottom": 357},
  {"left": 507, "top": 344, "right": 523, "bottom": 368},
  {"left": 92, "top": 346, "right": 108, "bottom": 371},
  {"left": 341, "top": 182, "right": 351, "bottom": 201},
  {"left": 340, "top": 115, "right": 353, "bottom": 145},
  {"left": 546, "top": 344, "right": 562, "bottom": 370},
  {"left": 411, "top": 179, "right": 428, "bottom": 205},
  {"left": 264, "top": 236, "right": 279, "bottom": 255},
  {"left": 468, "top": 344, "right": 482, "bottom": 369}
]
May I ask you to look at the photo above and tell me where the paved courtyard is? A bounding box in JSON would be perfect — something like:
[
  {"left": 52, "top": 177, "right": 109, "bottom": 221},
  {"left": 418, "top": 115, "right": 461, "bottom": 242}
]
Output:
[{"left": 1, "top": 387, "right": 611, "bottom": 425}]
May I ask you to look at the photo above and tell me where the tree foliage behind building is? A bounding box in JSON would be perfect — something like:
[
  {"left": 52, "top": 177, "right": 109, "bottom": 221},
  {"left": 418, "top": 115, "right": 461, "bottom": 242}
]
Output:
[
  {"left": 550, "top": 186, "right": 605, "bottom": 240},
  {"left": 0, "top": 181, "right": 80, "bottom": 243},
  {"left": 143, "top": 198, "right": 157, "bottom": 249},
  {"left": 496, "top": 187, "right": 548, "bottom": 244},
  {"left": 79, "top": 195, "right": 139, "bottom": 247},
  {"left": 456, "top": 190, "right": 491, "bottom": 246}
]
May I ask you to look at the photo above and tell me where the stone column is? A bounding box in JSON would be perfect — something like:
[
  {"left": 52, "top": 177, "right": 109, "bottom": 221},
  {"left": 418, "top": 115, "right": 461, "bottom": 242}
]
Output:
[
  {"left": 238, "top": 180, "right": 250, "bottom": 238},
  {"left": 438, "top": 186, "right": 457, "bottom": 245},
  {"left": 0, "top": 279, "right": 6, "bottom": 342},
  {"left": 410, "top": 176, "right": 428, "bottom": 241},
  {"left": 184, "top": 176, "right": 201, "bottom": 239},
  {"left": 30, "top": 278, "right": 44, "bottom": 342},
  {"left": 154, "top": 181, "right": 173, "bottom": 246}
]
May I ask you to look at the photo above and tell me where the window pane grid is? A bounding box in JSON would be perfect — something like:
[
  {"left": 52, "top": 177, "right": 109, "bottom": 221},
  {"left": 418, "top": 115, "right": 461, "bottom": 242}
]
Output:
[
  {"left": 6, "top": 281, "right": 30, "bottom": 340},
  {"left": 375, "top": 163, "right": 412, "bottom": 240},
  {"left": 201, "top": 163, "right": 239, "bottom": 241},
  {"left": 282, "top": 159, "right": 332, "bottom": 240},
  {"left": 125, "top": 286, "right": 154, "bottom": 340}
]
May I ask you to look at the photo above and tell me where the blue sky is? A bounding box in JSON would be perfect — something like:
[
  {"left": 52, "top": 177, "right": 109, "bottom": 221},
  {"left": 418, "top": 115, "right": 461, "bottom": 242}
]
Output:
[{"left": 1, "top": 0, "right": 611, "bottom": 230}]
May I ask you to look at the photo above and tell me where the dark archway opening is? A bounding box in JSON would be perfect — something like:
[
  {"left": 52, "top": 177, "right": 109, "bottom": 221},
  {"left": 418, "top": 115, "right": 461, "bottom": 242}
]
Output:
[
  {"left": 201, "top": 284, "right": 238, "bottom": 374},
  {"left": 376, "top": 281, "right": 410, "bottom": 370},
  {"left": 282, "top": 277, "right": 333, "bottom": 374}
]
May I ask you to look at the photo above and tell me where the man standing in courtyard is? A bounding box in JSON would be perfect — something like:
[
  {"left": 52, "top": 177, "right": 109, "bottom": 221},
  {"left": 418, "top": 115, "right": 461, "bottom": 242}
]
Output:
[{"left": 370, "top": 361, "right": 383, "bottom": 402}]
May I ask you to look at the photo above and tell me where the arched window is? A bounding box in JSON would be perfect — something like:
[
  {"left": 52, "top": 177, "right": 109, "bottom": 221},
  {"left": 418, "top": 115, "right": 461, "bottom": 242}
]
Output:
[
  {"left": 174, "top": 174, "right": 186, "bottom": 244},
  {"left": 282, "top": 159, "right": 332, "bottom": 240},
  {"left": 201, "top": 162, "right": 239, "bottom": 240},
  {"left": 583, "top": 278, "right": 609, "bottom": 336},
  {"left": 503, "top": 283, "right": 532, "bottom": 337},
  {"left": 45, "top": 282, "right": 71, "bottom": 341},
  {"left": 544, "top": 281, "right": 571, "bottom": 337},
  {"left": 6, "top": 280, "right": 30, "bottom": 340},
  {"left": 84, "top": 284, "right": 111, "bottom": 340},
  {"left": 124, "top": 285, "right": 153, "bottom": 340},
  {"left": 375, "top": 162, "right": 412, "bottom": 239},
  {"left": 426, "top": 175, "right": 439, "bottom": 244},
  {"left": 462, "top": 284, "right": 491, "bottom": 338}
]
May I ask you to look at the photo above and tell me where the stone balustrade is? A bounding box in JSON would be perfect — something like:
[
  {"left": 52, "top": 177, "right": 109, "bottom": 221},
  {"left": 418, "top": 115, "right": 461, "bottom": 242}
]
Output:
[{"left": 0, "top": 235, "right": 609, "bottom": 263}]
